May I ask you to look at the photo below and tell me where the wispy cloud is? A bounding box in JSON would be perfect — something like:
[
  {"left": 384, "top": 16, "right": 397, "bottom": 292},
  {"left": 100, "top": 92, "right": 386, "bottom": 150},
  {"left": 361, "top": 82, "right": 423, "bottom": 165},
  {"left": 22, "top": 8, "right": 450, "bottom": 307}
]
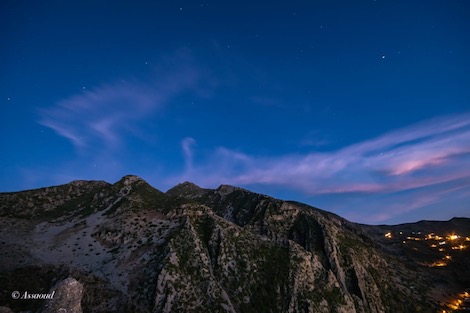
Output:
[
  {"left": 181, "top": 137, "right": 196, "bottom": 171},
  {"left": 172, "top": 113, "right": 470, "bottom": 222},
  {"left": 39, "top": 58, "right": 205, "bottom": 151},
  {"left": 338, "top": 177, "right": 470, "bottom": 224}
]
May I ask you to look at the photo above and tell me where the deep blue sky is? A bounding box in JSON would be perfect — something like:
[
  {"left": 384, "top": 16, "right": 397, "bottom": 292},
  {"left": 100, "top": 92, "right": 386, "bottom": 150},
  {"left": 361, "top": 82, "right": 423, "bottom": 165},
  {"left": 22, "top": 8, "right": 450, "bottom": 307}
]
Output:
[{"left": 2, "top": 0, "right": 470, "bottom": 224}]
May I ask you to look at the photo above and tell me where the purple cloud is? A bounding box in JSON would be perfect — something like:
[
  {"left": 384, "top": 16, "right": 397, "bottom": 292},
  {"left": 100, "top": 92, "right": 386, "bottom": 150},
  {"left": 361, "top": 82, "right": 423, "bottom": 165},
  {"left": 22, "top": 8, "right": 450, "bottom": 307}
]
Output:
[
  {"left": 172, "top": 113, "right": 470, "bottom": 223},
  {"left": 339, "top": 177, "right": 470, "bottom": 223}
]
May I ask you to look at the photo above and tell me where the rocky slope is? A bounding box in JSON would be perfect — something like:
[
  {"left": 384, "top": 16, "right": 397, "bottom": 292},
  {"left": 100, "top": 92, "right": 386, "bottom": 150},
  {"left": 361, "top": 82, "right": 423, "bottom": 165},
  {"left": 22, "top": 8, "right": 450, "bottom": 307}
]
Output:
[{"left": 0, "top": 175, "right": 462, "bottom": 312}]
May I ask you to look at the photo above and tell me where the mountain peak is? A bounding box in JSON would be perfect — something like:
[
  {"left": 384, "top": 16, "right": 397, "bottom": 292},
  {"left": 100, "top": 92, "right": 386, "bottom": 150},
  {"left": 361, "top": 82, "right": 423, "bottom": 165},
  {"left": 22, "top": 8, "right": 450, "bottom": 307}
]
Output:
[
  {"left": 117, "top": 175, "right": 143, "bottom": 186},
  {"left": 166, "top": 181, "right": 206, "bottom": 198},
  {"left": 179, "top": 181, "right": 200, "bottom": 188},
  {"left": 216, "top": 184, "right": 248, "bottom": 196}
]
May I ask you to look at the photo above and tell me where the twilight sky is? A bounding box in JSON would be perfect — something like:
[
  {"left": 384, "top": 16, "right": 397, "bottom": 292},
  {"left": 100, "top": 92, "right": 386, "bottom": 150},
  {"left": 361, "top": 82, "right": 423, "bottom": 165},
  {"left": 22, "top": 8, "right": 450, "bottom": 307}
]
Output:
[{"left": 1, "top": 0, "right": 470, "bottom": 224}]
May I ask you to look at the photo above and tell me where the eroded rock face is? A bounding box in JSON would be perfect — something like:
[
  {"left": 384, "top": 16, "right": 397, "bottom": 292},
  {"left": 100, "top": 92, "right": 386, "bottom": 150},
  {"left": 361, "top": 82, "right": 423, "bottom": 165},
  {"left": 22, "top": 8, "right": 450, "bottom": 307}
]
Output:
[{"left": 40, "top": 278, "right": 83, "bottom": 313}]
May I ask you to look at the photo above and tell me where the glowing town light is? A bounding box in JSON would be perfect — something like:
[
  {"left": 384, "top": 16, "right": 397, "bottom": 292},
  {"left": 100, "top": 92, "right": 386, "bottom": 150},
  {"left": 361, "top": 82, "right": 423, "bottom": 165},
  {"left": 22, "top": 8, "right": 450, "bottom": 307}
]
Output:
[
  {"left": 384, "top": 232, "right": 392, "bottom": 239},
  {"left": 449, "top": 234, "right": 459, "bottom": 241},
  {"left": 431, "top": 261, "right": 447, "bottom": 267}
]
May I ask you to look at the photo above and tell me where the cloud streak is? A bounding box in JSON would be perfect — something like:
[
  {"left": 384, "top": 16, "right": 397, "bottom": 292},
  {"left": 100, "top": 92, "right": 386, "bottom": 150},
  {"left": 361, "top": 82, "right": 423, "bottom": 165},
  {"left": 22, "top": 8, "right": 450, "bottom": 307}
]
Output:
[
  {"left": 174, "top": 113, "right": 470, "bottom": 222},
  {"left": 39, "top": 60, "right": 204, "bottom": 151},
  {"left": 181, "top": 137, "right": 196, "bottom": 171}
]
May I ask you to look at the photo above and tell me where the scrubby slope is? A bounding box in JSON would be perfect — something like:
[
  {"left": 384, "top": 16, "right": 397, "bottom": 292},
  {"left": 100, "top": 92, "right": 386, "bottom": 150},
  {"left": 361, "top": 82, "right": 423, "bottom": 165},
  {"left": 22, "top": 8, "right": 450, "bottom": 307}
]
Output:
[{"left": 0, "top": 176, "right": 441, "bottom": 312}]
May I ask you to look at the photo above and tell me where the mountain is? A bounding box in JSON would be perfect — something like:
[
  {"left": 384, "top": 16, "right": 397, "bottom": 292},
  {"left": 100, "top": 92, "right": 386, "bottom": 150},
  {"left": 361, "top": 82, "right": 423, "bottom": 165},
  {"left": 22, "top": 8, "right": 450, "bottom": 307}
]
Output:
[{"left": 0, "top": 175, "right": 469, "bottom": 313}]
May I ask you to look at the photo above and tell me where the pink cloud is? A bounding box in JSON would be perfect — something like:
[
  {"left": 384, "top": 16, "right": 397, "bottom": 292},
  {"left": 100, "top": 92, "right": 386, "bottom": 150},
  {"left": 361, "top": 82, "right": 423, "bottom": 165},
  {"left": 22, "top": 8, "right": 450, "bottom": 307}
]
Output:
[
  {"left": 341, "top": 179, "right": 470, "bottom": 224},
  {"left": 389, "top": 158, "right": 445, "bottom": 176},
  {"left": 170, "top": 113, "right": 470, "bottom": 222}
]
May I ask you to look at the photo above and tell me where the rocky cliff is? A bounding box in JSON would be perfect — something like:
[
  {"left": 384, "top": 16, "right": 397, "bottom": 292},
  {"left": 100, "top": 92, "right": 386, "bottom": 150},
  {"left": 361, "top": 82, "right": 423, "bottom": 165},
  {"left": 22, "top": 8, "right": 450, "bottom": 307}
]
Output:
[{"left": 0, "top": 175, "right": 457, "bottom": 312}]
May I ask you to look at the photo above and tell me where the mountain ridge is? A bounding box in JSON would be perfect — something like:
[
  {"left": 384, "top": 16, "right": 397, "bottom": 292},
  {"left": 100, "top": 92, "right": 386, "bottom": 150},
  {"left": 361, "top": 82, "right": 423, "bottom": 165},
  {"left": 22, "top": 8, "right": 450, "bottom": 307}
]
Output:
[
  {"left": 2, "top": 176, "right": 465, "bottom": 225},
  {"left": 1, "top": 175, "right": 469, "bottom": 313}
]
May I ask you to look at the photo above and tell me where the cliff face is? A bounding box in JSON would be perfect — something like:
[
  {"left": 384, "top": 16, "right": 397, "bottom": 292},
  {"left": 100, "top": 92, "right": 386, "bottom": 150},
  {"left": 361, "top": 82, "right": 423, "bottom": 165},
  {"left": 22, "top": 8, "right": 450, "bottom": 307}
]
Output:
[{"left": 0, "top": 176, "right": 439, "bottom": 312}]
